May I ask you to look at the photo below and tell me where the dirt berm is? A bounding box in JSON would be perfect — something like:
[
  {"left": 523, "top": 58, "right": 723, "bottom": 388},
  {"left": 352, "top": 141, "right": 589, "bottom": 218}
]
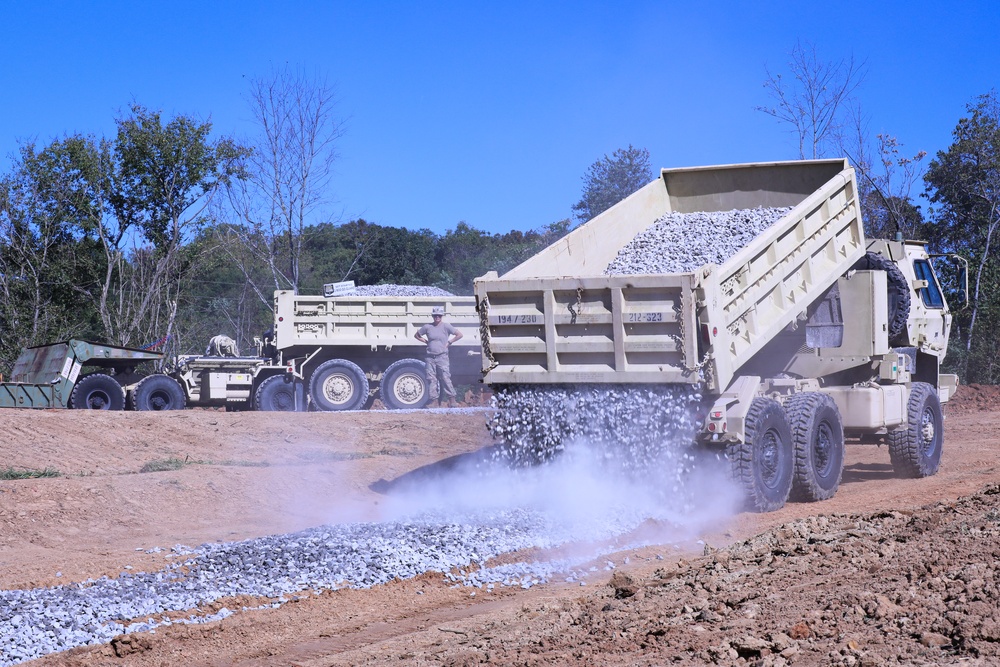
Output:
[{"left": 2, "top": 384, "right": 999, "bottom": 666}]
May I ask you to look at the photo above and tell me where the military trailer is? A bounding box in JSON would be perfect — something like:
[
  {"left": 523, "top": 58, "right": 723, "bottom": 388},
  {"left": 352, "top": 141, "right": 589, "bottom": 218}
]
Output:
[
  {"left": 170, "top": 289, "right": 482, "bottom": 412},
  {"left": 474, "top": 159, "right": 959, "bottom": 511},
  {"left": 0, "top": 340, "right": 166, "bottom": 410}
]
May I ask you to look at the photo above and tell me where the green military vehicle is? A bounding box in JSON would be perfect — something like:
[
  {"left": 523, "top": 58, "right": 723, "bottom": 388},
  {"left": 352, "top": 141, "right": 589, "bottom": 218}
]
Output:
[{"left": 0, "top": 339, "right": 170, "bottom": 410}]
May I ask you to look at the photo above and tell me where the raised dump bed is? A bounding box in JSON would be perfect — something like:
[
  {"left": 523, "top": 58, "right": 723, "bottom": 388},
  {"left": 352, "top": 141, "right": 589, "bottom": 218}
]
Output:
[{"left": 475, "top": 159, "right": 866, "bottom": 393}]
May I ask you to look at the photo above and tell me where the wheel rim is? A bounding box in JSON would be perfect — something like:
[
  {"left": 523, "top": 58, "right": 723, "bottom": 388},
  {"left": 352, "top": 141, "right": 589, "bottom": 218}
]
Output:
[
  {"left": 321, "top": 373, "right": 356, "bottom": 407},
  {"left": 760, "top": 427, "right": 783, "bottom": 489},
  {"left": 391, "top": 371, "right": 425, "bottom": 406},
  {"left": 149, "top": 390, "right": 172, "bottom": 410},
  {"left": 813, "top": 421, "right": 835, "bottom": 477},
  {"left": 86, "top": 390, "right": 111, "bottom": 410},
  {"left": 272, "top": 388, "right": 294, "bottom": 410},
  {"left": 920, "top": 406, "right": 938, "bottom": 456}
]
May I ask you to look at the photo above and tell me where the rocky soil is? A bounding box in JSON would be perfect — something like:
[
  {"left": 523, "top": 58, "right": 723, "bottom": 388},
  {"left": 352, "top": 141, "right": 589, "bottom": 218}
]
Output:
[{"left": 1, "top": 384, "right": 999, "bottom": 666}]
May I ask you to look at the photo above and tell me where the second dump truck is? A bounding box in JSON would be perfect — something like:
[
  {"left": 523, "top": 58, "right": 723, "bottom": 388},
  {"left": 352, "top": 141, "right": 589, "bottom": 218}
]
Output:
[
  {"left": 170, "top": 289, "right": 482, "bottom": 412},
  {"left": 475, "top": 159, "right": 958, "bottom": 511}
]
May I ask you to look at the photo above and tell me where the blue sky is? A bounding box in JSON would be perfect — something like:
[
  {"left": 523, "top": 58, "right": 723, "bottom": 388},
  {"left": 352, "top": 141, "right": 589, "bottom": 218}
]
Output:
[{"left": 1, "top": 1, "right": 997, "bottom": 235}]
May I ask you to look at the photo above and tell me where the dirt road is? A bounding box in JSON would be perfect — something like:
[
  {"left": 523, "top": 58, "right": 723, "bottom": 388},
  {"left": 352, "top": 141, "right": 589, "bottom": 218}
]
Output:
[{"left": 3, "top": 386, "right": 1000, "bottom": 666}]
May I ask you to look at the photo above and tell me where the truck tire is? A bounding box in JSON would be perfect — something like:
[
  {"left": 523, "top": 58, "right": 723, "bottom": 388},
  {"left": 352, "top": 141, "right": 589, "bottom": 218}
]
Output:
[
  {"left": 888, "top": 382, "right": 943, "bottom": 478},
  {"left": 785, "top": 392, "right": 844, "bottom": 502},
  {"left": 129, "top": 374, "right": 186, "bottom": 411},
  {"left": 380, "top": 359, "right": 429, "bottom": 410},
  {"left": 726, "top": 397, "right": 793, "bottom": 512},
  {"left": 852, "top": 251, "right": 911, "bottom": 345},
  {"left": 309, "top": 359, "right": 369, "bottom": 411},
  {"left": 69, "top": 374, "right": 126, "bottom": 410},
  {"left": 255, "top": 374, "right": 297, "bottom": 411}
]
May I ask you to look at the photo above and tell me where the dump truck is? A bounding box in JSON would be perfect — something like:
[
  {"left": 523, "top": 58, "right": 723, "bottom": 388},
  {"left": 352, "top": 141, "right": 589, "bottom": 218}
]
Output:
[
  {"left": 0, "top": 340, "right": 166, "bottom": 409},
  {"left": 168, "top": 288, "right": 481, "bottom": 411},
  {"left": 474, "top": 159, "right": 959, "bottom": 512}
]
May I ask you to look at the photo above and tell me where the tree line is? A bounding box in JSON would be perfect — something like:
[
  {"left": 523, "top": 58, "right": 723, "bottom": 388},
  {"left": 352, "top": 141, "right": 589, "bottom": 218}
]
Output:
[{"left": 1, "top": 59, "right": 999, "bottom": 385}]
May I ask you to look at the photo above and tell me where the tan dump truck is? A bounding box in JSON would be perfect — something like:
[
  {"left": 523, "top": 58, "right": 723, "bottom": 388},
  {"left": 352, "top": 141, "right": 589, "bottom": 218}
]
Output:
[
  {"left": 474, "top": 159, "right": 959, "bottom": 511},
  {"left": 170, "top": 289, "right": 481, "bottom": 411}
]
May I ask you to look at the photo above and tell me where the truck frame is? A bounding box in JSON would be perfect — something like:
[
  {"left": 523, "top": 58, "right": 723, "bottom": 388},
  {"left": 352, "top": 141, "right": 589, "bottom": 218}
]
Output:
[{"left": 474, "top": 159, "right": 959, "bottom": 511}]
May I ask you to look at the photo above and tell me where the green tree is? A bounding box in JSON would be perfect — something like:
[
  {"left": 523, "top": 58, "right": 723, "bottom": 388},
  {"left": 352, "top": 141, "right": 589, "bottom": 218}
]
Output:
[
  {"left": 98, "top": 105, "right": 246, "bottom": 351},
  {"left": 924, "top": 91, "right": 1000, "bottom": 382},
  {"left": 0, "top": 141, "right": 104, "bottom": 368},
  {"left": 572, "top": 145, "right": 653, "bottom": 223}
]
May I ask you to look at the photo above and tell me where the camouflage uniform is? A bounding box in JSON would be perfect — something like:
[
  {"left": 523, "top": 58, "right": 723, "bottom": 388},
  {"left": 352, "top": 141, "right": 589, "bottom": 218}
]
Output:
[{"left": 416, "top": 308, "right": 462, "bottom": 406}]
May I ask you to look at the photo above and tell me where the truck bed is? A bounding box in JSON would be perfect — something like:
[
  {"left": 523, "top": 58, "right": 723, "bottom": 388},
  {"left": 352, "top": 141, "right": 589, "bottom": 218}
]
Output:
[{"left": 474, "top": 160, "right": 866, "bottom": 393}]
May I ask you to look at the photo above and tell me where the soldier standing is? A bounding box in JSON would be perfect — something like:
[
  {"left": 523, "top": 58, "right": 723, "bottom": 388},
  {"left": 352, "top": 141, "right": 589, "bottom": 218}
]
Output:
[{"left": 414, "top": 306, "right": 464, "bottom": 407}]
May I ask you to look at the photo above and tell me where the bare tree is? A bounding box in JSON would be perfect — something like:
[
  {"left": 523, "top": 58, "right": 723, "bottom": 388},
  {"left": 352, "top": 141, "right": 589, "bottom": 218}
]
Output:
[
  {"left": 838, "top": 104, "right": 926, "bottom": 238},
  {"left": 757, "top": 42, "right": 867, "bottom": 159},
  {"left": 227, "top": 66, "right": 345, "bottom": 293}
]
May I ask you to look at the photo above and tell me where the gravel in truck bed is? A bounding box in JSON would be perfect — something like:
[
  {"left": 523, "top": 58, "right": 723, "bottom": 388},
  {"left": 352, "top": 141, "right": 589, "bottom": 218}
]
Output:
[
  {"left": 348, "top": 284, "right": 455, "bottom": 297},
  {"left": 604, "top": 206, "right": 791, "bottom": 275}
]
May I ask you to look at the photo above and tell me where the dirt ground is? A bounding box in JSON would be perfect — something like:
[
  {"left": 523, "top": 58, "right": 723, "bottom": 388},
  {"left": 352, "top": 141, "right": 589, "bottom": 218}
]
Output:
[{"left": 3, "top": 384, "right": 1000, "bottom": 666}]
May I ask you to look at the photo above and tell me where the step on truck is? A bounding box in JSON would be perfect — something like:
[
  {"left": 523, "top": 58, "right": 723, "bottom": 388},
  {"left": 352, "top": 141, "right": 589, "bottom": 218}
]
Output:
[
  {"left": 474, "top": 159, "right": 959, "bottom": 512},
  {"left": 169, "top": 288, "right": 482, "bottom": 412}
]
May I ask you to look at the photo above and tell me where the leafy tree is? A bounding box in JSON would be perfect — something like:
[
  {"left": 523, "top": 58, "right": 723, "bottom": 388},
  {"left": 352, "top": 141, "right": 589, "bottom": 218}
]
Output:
[
  {"left": 0, "top": 141, "right": 104, "bottom": 367},
  {"left": 435, "top": 220, "right": 571, "bottom": 294},
  {"left": 924, "top": 91, "right": 1000, "bottom": 382},
  {"left": 96, "top": 105, "right": 246, "bottom": 351},
  {"left": 572, "top": 145, "right": 653, "bottom": 223}
]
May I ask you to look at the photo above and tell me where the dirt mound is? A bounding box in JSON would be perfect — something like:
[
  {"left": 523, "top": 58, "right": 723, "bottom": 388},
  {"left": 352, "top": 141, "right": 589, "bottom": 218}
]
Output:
[
  {"left": 368, "top": 485, "right": 1000, "bottom": 666},
  {"left": 946, "top": 383, "right": 1000, "bottom": 415}
]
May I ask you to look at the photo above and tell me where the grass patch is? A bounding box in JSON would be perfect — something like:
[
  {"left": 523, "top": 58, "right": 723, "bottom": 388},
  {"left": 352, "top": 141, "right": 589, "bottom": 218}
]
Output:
[
  {"left": 214, "top": 459, "right": 270, "bottom": 468},
  {"left": 139, "top": 457, "right": 189, "bottom": 473},
  {"left": 0, "top": 467, "right": 60, "bottom": 480},
  {"left": 139, "top": 457, "right": 269, "bottom": 473},
  {"left": 297, "top": 450, "right": 374, "bottom": 463}
]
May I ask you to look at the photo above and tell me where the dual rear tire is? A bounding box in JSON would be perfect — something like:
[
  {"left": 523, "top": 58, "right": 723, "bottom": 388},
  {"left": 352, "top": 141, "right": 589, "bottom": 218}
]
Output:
[
  {"left": 727, "top": 393, "right": 845, "bottom": 512},
  {"left": 307, "top": 358, "right": 431, "bottom": 411}
]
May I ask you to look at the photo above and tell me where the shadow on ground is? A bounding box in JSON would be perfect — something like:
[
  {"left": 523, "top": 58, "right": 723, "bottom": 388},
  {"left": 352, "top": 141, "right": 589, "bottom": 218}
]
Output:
[
  {"left": 369, "top": 443, "right": 507, "bottom": 495},
  {"left": 840, "top": 462, "right": 896, "bottom": 485}
]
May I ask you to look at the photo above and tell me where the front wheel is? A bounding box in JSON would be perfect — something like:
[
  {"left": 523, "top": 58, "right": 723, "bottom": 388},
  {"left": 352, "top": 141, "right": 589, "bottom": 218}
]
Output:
[
  {"left": 255, "top": 374, "right": 298, "bottom": 412},
  {"left": 309, "top": 359, "right": 369, "bottom": 411},
  {"left": 380, "top": 359, "right": 429, "bottom": 409},
  {"left": 129, "top": 374, "right": 186, "bottom": 411},
  {"left": 726, "top": 397, "right": 793, "bottom": 512},
  {"left": 69, "top": 374, "right": 126, "bottom": 410},
  {"left": 888, "top": 382, "right": 943, "bottom": 478}
]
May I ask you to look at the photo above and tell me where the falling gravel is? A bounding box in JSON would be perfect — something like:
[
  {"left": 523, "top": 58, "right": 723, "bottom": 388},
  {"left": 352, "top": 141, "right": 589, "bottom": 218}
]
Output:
[
  {"left": 489, "top": 384, "right": 703, "bottom": 473},
  {"left": 604, "top": 206, "right": 791, "bottom": 275}
]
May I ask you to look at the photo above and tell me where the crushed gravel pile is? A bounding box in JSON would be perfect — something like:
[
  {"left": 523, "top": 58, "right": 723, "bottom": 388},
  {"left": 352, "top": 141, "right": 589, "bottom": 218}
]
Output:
[
  {"left": 0, "top": 505, "right": 668, "bottom": 666},
  {"left": 348, "top": 284, "right": 455, "bottom": 297},
  {"left": 605, "top": 206, "right": 791, "bottom": 275}
]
